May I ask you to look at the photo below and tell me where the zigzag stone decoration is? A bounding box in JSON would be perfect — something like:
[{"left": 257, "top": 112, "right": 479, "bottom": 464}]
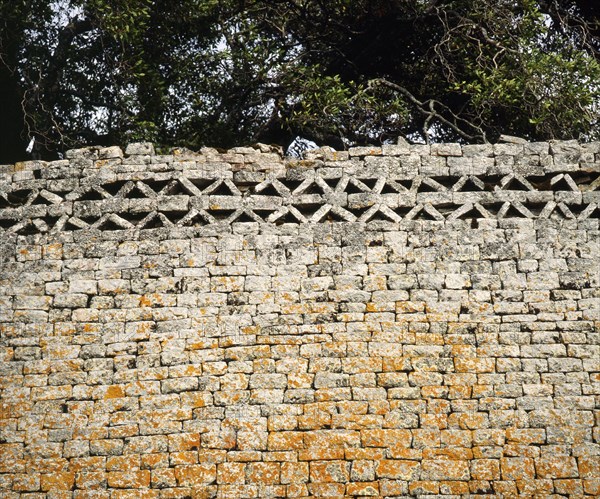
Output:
[{"left": 0, "top": 140, "right": 599, "bottom": 235}]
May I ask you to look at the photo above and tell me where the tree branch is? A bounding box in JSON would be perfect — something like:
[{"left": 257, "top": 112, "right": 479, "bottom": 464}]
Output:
[{"left": 367, "top": 78, "right": 487, "bottom": 142}]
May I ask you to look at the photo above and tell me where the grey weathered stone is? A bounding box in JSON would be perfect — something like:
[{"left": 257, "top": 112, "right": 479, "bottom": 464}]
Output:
[{"left": 0, "top": 139, "right": 598, "bottom": 497}]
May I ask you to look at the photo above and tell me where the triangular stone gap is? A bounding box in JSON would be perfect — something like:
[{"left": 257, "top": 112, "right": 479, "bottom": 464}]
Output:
[
  {"left": 270, "top": 207, "right": 306, "bottom": 224},
  {"left": 101, "top": 180, "right": 129, "bottom": 196},
  {"left": 292, "top": 203, "right": 324, "bottom": 220},
  {"left": 253, "top": 182, "right": 281, "bottom": 196},
  {"left": 556, "top": 202, "right": 576, "bottom": 219},
  {"left": 138, "top": 212, "right": 172, "bottom": 229},
  {"left": 162, "top": 211, "right": 189, "bottom": 224},
  {"left": 325, "top": 207, "right": 352, "bottom": 222},
  {"left": 79, "top": 216, "right": 101, "bottom": 226},
  {"left": 203, "top": 180, "right": 233, "bottom": 196},
  {"left": 294, "top": 180, "right": 326, "bottom": 196},
  {"left": 205, "top": 208, "right": 236, "bottom": 222},
  {"left": 349, "top": 206, "right": 374, "bottom": 221},
  {"left": 550, "top": 174, "right": 579, "bottom": 192},
  {"left": 454, "top": 176, "right": 485, "bottom": 192},
  {"left": 252, "top": 210, "right": 279, "bottom": 222},
  {"left": 38, "top": 190, "right": 62, "bottom": 204},
  {"left": 156, "top": 180, "right": 184, "bottom": 196},
  {"left": 96, "top": 215, "right": 132, "bottom": 231},
  {"left": 273, "top": 211, "right": 301, "bottom": 225},
  {"left": 577, "top": 203, "right": 599, "bottom": 220},
  {"left": 567, "top": 171, "right": 599, "bottom": 191},
  {"left": 434, "top": 203, "right": 456, "bottom": 218},
  {"left": 423, "top": 204, "right": 445, "bottom": 221},
  {"left": 415, "top": 179, "right": 439, "bottom": 193},
  {"left": 330, "top": 206, "right": 358, "bottom": 222},
  {"left": 0, "top": 218, "right": 16, "bottom": 229},
  {"left": 322, "top": 178, "right": 339, "bottom": 191},
  {"left": 451, "top": 203, "right": 488, "bottom": 220},
  {"left": 278, "top": 179, "right": 304, "bottom": 193},
  {"left": 480, "top": 202, "right": 505, "bottom": 216},
  {"left": 315, "top": 177, "right": 335, "bottom": 195},
  {"left": 178, "top": 209, "right": 210, "bottom": 227},
  {"left": 6, "top": 220, "right": 24, "bottom": 233},
  {"left": 333, "top": 176, "right": 350, "bottom": 194},
  {"left": 498, "top": 174, "right": 532, "bottom": 191},
  {"left": 397, "top": 180, "right": 414, "bottom": 191},
  {"left": 473, "top": 203, "right": 493, "bottom": 218},
  {"left": 527, "top": 203, "right": 551, "bottom": 217},
  {"left": 116, "top": 181, "right": 139, "bottom": 199},
  {"left": 364, "top": 207, "right": 396, "bottom": 222},
  {"left": 373, "top": 205, "right": 403, "bottom": 223},
  {"left": 148, "top": 180, "right": 175, "bottom": 195},
  {"left": 447, "top": 202, "right": 474, "bottom": 220},
  {"left": 15, "top": 220, "right": 40, "bottom": 235},
  {"left": 235, "top": 181, "right": 260, "bottom": 195},
  {"left": 117, "top": 212, "right": 148, "bottom": 226},
  {"left": 369, "top": 178, "right": 386, "bottom": 194},
  {"left": 176, "top": 178, "right": 203, "bottom": 197},
  {"left": 537, "top": 201, "right": 568, "bottom": 220},
  {"left": 499, "top": 202, "right": 531, "bottom": 219},
  {"left": 513, "top": 174, "right": 536, "bottom": 191},
  {"left": 222, "top": 179, "right": 242, "bottom": 196},
  {"left": 271, "top": 178, "right": 294, "bottom": 196},
  {"left": 403, "top": 204, "right": 426, "bottom": 220},
  {"left": 411, "top": 207, "right": 437, "bottom": 220},
  {"left": 344, "top": 178, "right": 371, "bottom": 194},
  {"left": 481, "top": 175, "right": 504, "bottom": 191},
  {"left": 231, "top": 210, "right": 261, "bottom": 223},
  {"left": 48, "top": 215, "right": 69, "bottom": 233},
  {"left": 393, "top": 206, "right": 415, "bottom": 219},
  {"left": 309, "top": 204, "right": 333, "bottom": 223},
  {"left": 586, "top": 174, "right": 600, "bottom": 191},
  {"left": 0, "top": 195, "right": 11, "bottom": 209},
  {"left": 458, "top": 205, "right": 485, "bottom": 220},
  {"left": 426, "top": 178, "right": 448, "bottom": 192},
  {"left": 176, "top": 209, "right": 199, "bottom": 226},
  {"left": 252, "top": 208, "right": 277, "bottom": 222},
  {"left": 512, "top": 201, "right": 535, "bottom": 218},
  {"left": 7, "top": 189, "right": 34, "bottom": 206},
  {"left": 359, "top": 178, "right": 378, "bottom": 190},
  {"left": 356, "top": 205, "right": 380, "bottom": 223},
  {"left": 187, "top": 178, "right": 218, "bottom": 193},
  {"left": 134, "top": 181, "right": 158, "bottom": 198},
  {"left": 379, "top": 205, "right": 403, "bottom": 222},
  {"left": 88, "top": 214, "right": 110, "bottom": 230},
  {"left": 30, "top": 192, "right": 52, "bottom": 206},
  {"left": 33, "top": 219, "right": 51, "bottom": 233},
  {"left": 77, "top": 187, "right": 105, "bottom": 201},
  {"left": 123, "top": 186, "right": 148, "bottom": 199},
  {"left": 40, "top": 216, "right": 62, "bottom": 230},
  {"left": 381, "top": 182, "right": 404, "bottom": 194},
  {"left": 526, "top": 175, "right": 550, "bottom": 191}
]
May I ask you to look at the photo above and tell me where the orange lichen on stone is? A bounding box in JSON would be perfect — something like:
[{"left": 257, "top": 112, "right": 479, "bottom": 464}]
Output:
[{"left": 104, "top": 385, "right": 125, "bottom": 399}]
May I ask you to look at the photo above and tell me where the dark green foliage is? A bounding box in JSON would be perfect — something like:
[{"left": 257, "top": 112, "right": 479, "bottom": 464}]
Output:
[{"left": 0, "top": 0, "right": 599, "bottom": 161}]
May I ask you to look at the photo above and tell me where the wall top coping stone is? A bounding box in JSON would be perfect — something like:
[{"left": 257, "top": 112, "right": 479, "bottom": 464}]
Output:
[{"left": 1, "top": 140, "right": 599, "bottom": 177}]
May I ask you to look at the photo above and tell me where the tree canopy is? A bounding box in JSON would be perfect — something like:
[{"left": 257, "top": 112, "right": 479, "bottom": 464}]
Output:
[{"left": 1, "top": 0, "right": 599, "bottom": 162}]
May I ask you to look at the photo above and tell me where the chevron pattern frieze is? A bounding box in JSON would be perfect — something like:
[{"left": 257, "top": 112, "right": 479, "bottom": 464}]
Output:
[{"left": 1, "top": 141, "right": 599, "bottom": 235}]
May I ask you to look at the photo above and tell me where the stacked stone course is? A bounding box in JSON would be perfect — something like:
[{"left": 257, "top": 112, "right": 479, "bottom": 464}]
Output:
[{"left": 0, "top": 140, "right": 598, "bottom": 497}]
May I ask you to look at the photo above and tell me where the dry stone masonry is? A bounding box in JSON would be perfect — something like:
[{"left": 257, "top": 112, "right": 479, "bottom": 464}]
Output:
[{"left": 0, "top": 140, "right": 598, "bottom": 498}]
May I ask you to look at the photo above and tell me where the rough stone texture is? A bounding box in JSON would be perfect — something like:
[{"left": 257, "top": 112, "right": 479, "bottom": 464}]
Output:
[{"left": 0, "top": 141, "right": 599, "bottom": 498}]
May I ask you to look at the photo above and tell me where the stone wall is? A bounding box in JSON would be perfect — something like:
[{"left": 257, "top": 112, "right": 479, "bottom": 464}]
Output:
[{"left": 0, "top": 140, "right": 598, "bottom": 498}]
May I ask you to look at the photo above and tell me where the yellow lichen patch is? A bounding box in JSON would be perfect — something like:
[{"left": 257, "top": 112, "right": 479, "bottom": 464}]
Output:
[
  {"left": 104, "top": 385, "right": 125, "bottom": 399},
  {"left": 139, "top": 294, "right": 162, "bottom": 307}
]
